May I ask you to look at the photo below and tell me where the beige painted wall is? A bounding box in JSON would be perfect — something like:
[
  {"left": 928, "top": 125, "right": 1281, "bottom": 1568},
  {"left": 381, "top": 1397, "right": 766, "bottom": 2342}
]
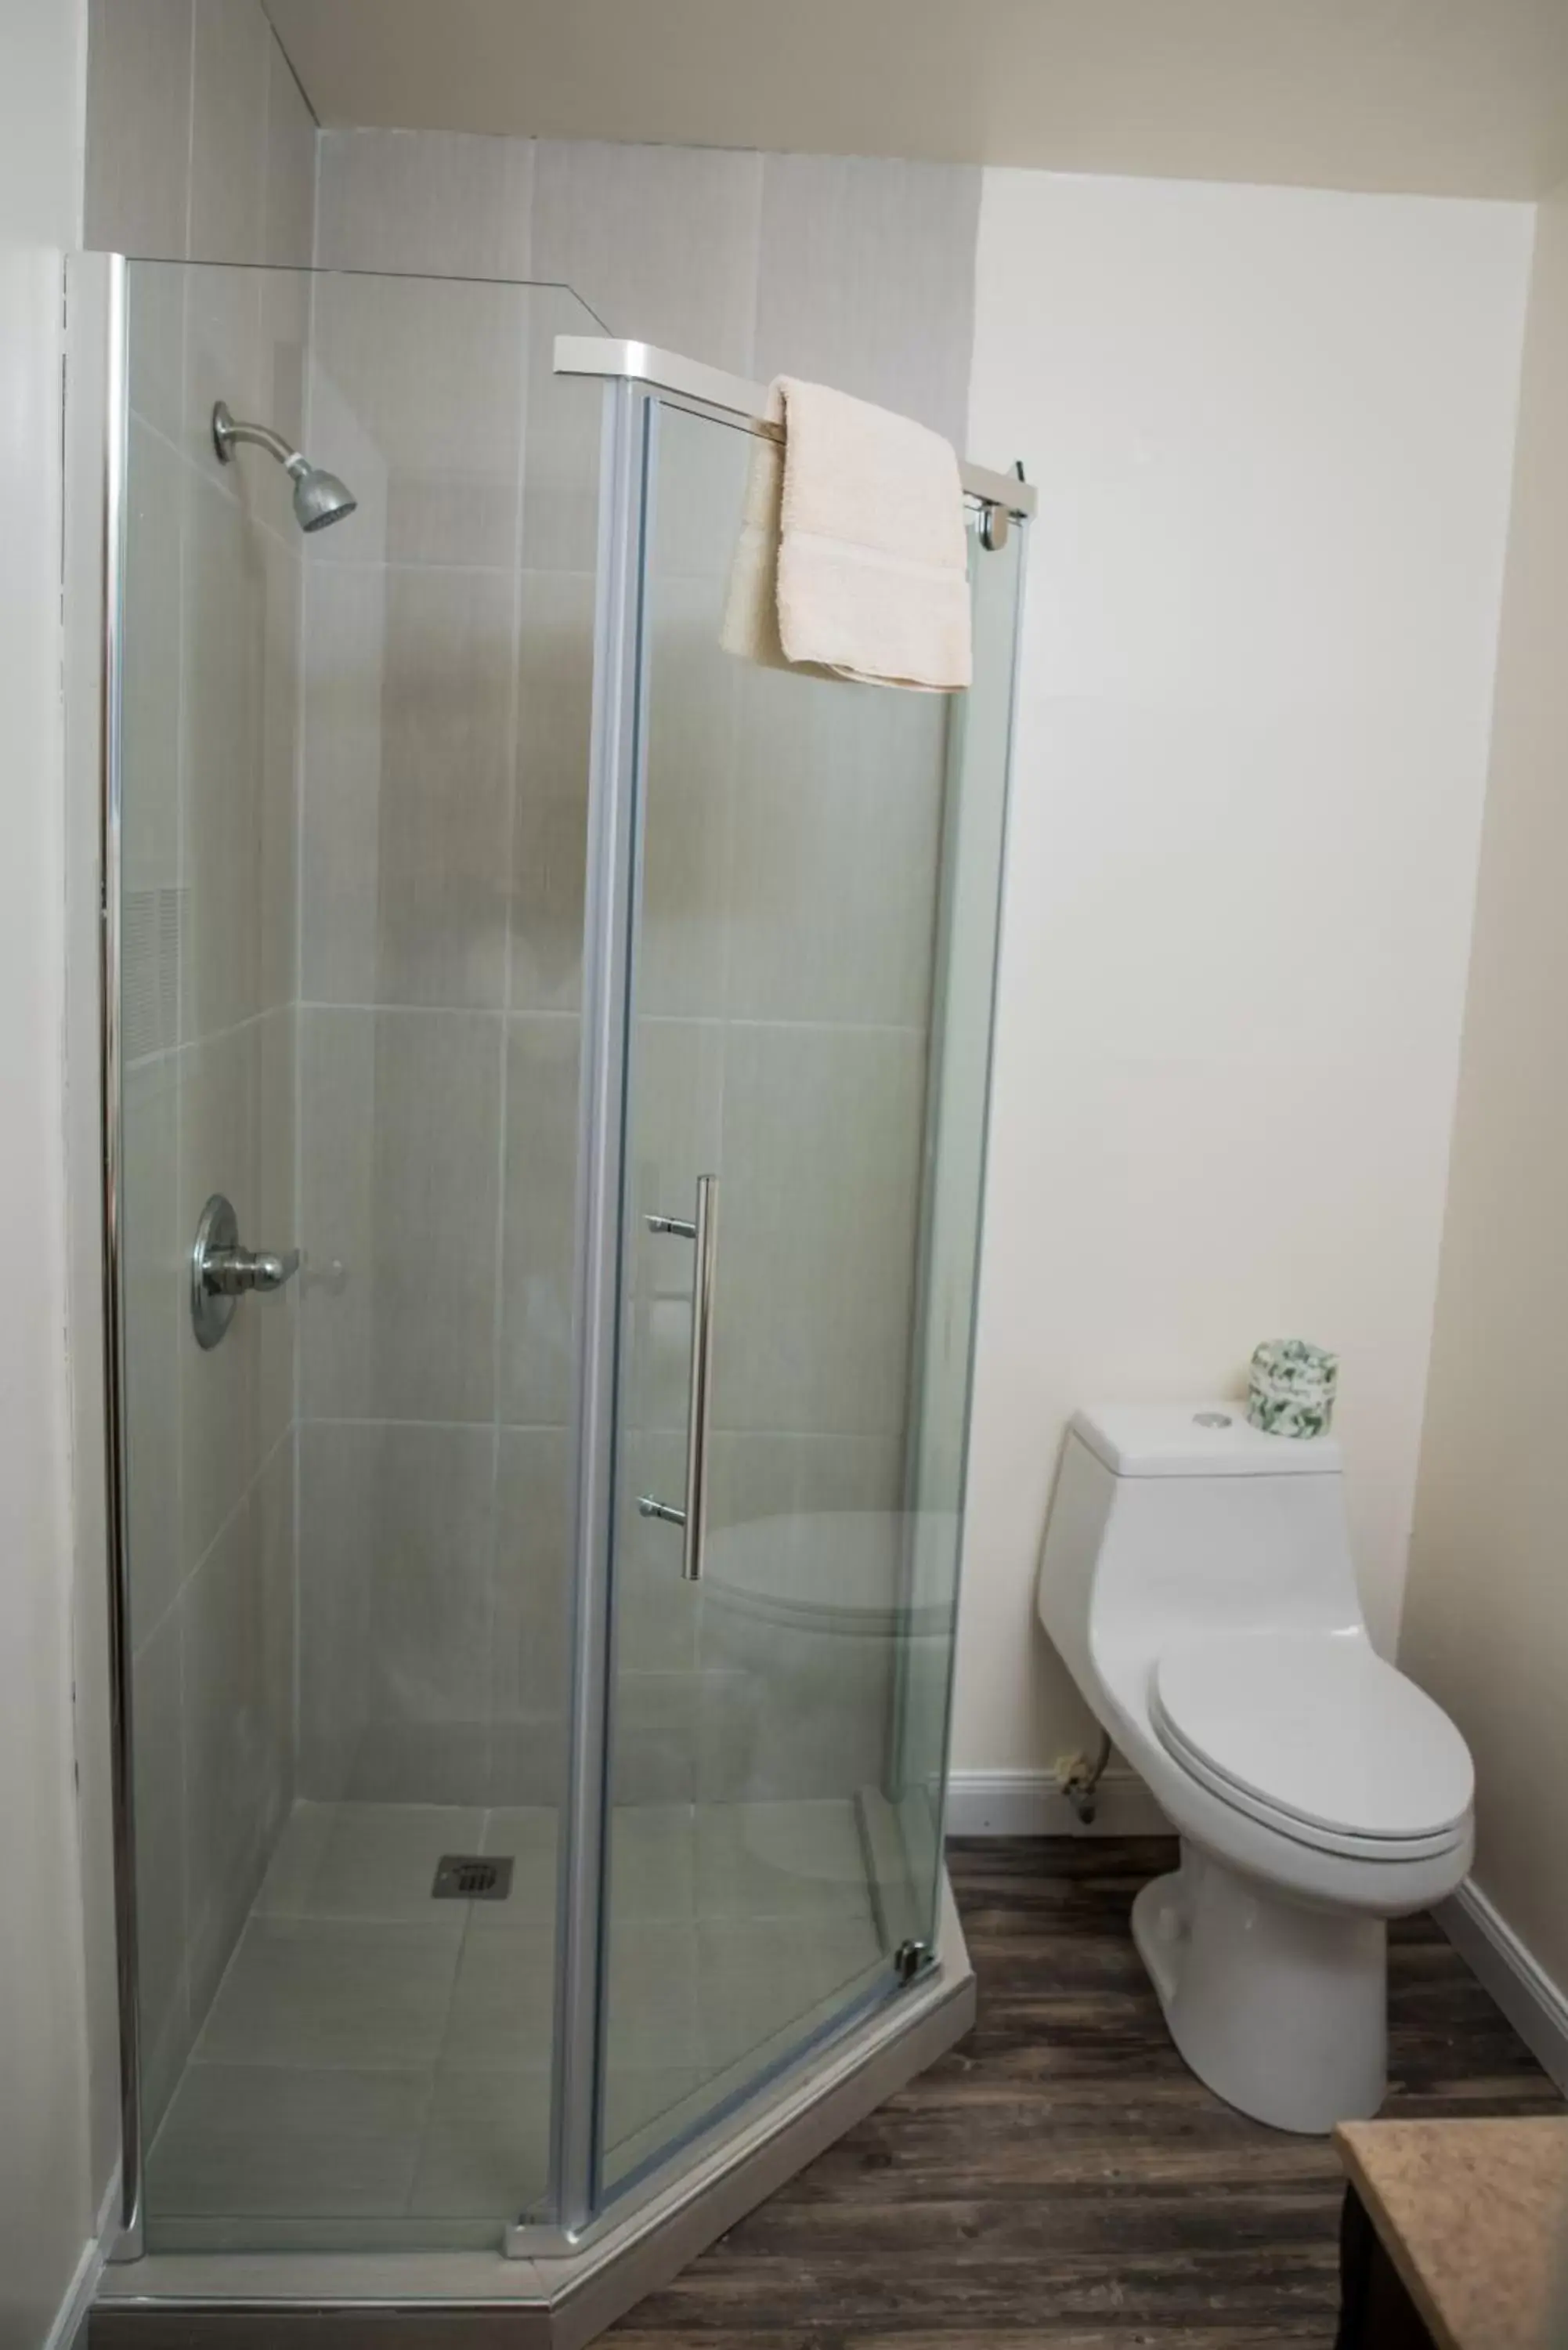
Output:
[
  {"left": 1400, "top": 179, "right": 1568, "bottom": 1998},
  {"left": 959, "top": 169, "right": 1534, "bottom": 1776}
]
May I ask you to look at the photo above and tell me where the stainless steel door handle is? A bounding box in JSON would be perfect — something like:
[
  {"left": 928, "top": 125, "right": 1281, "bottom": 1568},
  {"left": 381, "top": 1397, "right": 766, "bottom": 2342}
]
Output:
[
  {"left": 638, "top": 1173, "right": 719, "bottom": 1582},
  {"left": 190, "top": 1194, "right": 300, "bottom": 1349}
]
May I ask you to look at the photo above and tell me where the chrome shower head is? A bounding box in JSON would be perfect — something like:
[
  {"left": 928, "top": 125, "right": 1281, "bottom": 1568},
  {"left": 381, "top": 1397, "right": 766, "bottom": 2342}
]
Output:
[
  {"left": 211, "top": 401, "right": 358, "bottom": 535},
  {"left": 289, "top": 462, "right": 358, "bottom": 533}
]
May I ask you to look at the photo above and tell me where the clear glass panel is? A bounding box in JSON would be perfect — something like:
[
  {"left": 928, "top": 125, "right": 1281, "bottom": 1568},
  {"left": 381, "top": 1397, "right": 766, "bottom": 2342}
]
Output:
[
  {"left": 114, "top": 259, "right": 601, "bottom": 2253},
  {"left": 598, "top": 400, "right": 1017, "bottom": 2193}
]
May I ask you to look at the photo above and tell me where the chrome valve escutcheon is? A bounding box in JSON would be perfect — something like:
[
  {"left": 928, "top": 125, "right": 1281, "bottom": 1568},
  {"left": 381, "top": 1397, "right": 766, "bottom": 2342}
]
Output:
[{"left": 190, "top": 1193, "right": 300, "bottom": 1350}]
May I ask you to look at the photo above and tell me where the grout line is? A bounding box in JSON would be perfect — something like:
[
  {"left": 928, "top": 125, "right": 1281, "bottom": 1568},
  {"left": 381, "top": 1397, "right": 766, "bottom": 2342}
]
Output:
[
  {"left": 179, "top": 1, "right": 197, "bottom": 265},
  {"left": 297, "top": 553, "right": 573, "bottom": 581},
  {"left": 121, "top": 1000, "right": 294, "bottom": 1085},
  {"left": 294, "top": 1000, "right": 543, "bottom": 1021},
  {"left": 167, "top": 155, "right": 197, "bottom": 2104},
  {"left": 290, "top": 231, "right": 320, "bottom": 1813},
  {"left": 403, "top": 1940, "right": 468, "bottom": 2218},
  {"left": 126, "top": 992, "right": 927, "bottom": 1065},
  {"left": 257, "top": 0, "right": 276, "bottom": 266},
  {"left": 291, "top": 1413, "right": 898, "bottom": 1444},
  {"left": 479, "top": 273, "right": 535, "bottom": 1827},
  {"left": 131, "top": 1419, "right": 298, "bottom": 1667},
  {"left": 286, "top": 1002, "right": 927, "bottom": 1039},
  {"left": 181, "top": 2048, "right": 551, "bottom": 2076},
  {"left": 309, "top": 94, "right": 325, "bottom": 267},
  {"left": 642, "top": 1010, "right": 928, "bottom": 1039},
  {"left": 298, "top": 1414, "right": 569, "bottom": 1435},
  {"left": 289, "top": 779, "right": 307, "bottom": 1701}
]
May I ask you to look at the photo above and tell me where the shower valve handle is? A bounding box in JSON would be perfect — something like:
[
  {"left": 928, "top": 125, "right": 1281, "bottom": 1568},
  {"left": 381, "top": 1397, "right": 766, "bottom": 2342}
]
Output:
[
  {"left": 203, "top": 1243, "right": 300, "bottom": 1296},
  {"left": 190, "top": 1193, "right": 298, "bottom": 1350}
]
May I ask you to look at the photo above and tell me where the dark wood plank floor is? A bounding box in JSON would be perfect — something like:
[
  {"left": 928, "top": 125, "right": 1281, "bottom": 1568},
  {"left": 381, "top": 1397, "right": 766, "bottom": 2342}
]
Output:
[{"left": 610, "top": 1836, "right": 1563, "bottom": 2349}]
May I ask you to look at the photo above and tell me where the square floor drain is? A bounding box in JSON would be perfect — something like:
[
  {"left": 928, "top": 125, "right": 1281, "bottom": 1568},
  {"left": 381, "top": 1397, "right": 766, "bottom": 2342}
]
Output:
[{"left": 432, "top": 1853, "right": 514, "bottom": 1901}]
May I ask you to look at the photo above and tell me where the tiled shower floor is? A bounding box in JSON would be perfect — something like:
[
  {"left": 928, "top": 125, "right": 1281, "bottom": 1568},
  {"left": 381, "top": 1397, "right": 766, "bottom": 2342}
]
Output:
[{"left": 145, "top": 1799, "right": 885, "bottom": 2249}]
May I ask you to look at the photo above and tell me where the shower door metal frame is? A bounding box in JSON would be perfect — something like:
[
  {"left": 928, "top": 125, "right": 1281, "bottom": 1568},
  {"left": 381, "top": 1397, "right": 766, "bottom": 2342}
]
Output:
[
  {"left": 552, "top": 335, "right": 1039, "bottom": 522},
  {"left": 72, "top": 249, "right": 146, "bottom": 2263},
  {"left": 534, "top": 371, "right": 651, "bottom": 2250}
]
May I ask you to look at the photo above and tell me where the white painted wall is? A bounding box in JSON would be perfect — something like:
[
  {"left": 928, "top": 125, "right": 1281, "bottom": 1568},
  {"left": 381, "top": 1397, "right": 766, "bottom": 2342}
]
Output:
[
  {"left": 1400, "top": 179, "right": 1568, "bottom": 2009},
  {"left": 0, "top": 2, "right": 102, "bottom": 2345},
  {"left": 957, "top": 168, "right": 1534, "bottom": 1776}
]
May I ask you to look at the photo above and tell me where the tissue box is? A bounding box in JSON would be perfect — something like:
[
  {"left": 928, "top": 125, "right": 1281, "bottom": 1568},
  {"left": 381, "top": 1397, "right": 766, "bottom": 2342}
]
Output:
[{"left": 1248, "top": 1338, "right": 1338, "bottom": 1438}]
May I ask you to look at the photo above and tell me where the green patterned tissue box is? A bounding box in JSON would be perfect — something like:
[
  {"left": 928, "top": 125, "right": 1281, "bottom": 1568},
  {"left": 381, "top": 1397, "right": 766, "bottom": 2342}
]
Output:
[{"left": 1247, "top": 1338, "right": 1338, "bottom": 1438}]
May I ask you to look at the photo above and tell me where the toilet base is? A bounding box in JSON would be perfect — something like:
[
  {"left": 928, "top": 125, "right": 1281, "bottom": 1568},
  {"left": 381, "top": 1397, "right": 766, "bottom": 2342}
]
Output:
[{"left": 1130, "top": 1842, "right": 1387, "bottom": 2135}]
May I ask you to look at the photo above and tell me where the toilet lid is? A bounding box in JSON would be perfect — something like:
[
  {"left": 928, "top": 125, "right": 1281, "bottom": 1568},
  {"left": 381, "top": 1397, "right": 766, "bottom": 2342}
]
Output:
[{"left": 1151, "top": 1631, "right": 1472, "bottom": 1847}]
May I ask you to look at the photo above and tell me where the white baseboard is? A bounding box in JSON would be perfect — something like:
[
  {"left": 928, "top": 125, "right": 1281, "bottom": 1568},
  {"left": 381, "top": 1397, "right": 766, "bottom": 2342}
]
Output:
[
  {"left": 1440, "top": 1881, "right": 1568, "bottom": 2095},
  {"left": 45, "top": 2165, "right": 120, "bottom": 2350},
  {"left": 945, "top": 1766, "right": 1170, "bottom": 1838}
]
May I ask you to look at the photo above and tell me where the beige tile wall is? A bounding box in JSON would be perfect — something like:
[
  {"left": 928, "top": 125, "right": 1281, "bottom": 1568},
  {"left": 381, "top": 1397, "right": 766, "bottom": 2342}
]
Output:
[
  {"left": 302, "top": 129, "right": 978, "bottom": 1810},
  {"left": 88, "top": 0, "right": 319, "bottom": 2130},
  {"left": 294, "top": 262, "right": 597, "bottom": 1810},
  {"left": 86, "top": 0, "right": 316, "bottom": 268}
]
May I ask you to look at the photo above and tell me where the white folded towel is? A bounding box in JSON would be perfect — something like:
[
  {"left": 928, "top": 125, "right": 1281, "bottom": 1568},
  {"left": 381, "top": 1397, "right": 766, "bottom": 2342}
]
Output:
[{"left": 721, "top": 377, "right": 972, "bottom": 693}]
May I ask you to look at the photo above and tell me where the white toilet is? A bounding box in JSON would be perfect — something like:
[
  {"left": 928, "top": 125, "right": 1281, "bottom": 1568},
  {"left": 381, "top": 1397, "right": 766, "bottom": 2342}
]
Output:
[{"left": 1036, "top": 1402, "right": 1474, "bottom": 2135}]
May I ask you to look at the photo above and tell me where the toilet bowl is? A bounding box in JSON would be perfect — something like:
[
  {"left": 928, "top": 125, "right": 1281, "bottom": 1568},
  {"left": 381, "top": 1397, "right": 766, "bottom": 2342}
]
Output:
[{"left": 1036, "top": 1402, "right": 1474, "bottom": 2135}]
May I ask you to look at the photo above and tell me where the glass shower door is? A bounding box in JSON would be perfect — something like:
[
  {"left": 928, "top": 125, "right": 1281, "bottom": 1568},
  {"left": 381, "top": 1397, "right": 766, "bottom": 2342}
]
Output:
[
  {"left": 107, "top": 257, "right": 606, "bottom": 2255},
  {"left": 597, "top": 396, "right": 990, "bottom": 2193}
]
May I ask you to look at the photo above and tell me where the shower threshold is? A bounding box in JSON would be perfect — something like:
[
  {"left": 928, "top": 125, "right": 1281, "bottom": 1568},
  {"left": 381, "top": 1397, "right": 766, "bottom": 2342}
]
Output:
[{"left": 91, "top": 1872, "right": 971, "bottom": 2348}]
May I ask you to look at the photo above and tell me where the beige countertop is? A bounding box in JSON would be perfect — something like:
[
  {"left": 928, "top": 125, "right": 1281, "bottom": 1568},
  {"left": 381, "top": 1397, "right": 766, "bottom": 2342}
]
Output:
[{"left": 1335, "top": 2117, "right": 1568, "bottom": 2350}]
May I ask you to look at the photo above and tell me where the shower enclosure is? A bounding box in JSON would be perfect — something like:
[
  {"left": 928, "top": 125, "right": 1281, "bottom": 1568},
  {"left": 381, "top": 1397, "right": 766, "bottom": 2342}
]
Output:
[{"left": 71, "top": 253, "right": 1030, "bottom": 2323}]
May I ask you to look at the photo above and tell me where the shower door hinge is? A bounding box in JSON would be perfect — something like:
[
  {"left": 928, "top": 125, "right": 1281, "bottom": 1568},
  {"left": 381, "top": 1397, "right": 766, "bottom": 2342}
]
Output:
[{"left": 894, "top": 1939, "right": 930, "bottom": 1986}]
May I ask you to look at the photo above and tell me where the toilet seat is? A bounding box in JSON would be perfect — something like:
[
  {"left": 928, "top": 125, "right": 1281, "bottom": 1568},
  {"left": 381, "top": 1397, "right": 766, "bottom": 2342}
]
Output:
[{"left": 1150, "top": 1629, "right": 1473, "bottom": 1862}]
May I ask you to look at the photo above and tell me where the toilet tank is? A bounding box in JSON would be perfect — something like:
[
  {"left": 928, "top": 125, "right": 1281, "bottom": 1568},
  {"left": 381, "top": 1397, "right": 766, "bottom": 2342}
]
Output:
[{"left": 1037, "top": 1403, "right": 1364, "bottom": 1708}]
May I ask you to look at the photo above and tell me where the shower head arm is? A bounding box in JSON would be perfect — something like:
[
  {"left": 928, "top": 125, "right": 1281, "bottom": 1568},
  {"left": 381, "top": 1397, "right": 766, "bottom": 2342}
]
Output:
[
  {"left": 211, "top": 401, "right": 307, "bottom": 477},
  {"left": 210, "top": 401, "right": 357, "bottom": 533}
]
